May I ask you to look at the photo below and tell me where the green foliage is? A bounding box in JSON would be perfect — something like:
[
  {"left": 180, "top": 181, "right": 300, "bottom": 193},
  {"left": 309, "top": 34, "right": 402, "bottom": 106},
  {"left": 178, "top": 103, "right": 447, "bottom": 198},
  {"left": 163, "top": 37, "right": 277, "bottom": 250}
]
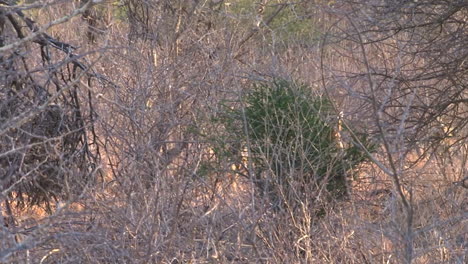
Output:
[
  {"left": 245, "top": 80, "right": 334, "bottom": 177},
  {"left": 244, "top": 80, "right": 348, "bottom": 196},
  {"left": 214, "top": 79, "right": 375, "bottom": 208}
]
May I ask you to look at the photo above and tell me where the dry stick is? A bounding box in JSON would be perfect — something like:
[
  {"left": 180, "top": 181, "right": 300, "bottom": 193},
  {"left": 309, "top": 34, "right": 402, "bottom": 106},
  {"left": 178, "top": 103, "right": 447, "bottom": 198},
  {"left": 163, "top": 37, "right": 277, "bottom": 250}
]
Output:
[
  {"left": 0, "top": 49, "right": 104, "bottom": 138},
  {"left": 0, "top": 0, "right": 45, "bottom": 11},
  {"left": 319, "top": 10, "right": 413, "bottom": 261},
  {"left": 233, "top": 1, "right": 289, "bottom": 219},
  {"left": 0, "top": 69, "right": 89, "bottom": 137},
  {"left": 0, "top": 197, "right": 28, "bottom": 261},
  {"left": 233, "top": 3, "right": 288, "bottom": 60},
  {"left": 1, "top": 14, "right": 105, "bottom": 138},
  {"left": 319, "top": 16, "right": 393, "bottom": 177},
  {"left": 239, "top": 92, "right": 256, "bottom": 208},
  {"left": 346, "top": 14, "right": 414, "bottom": 263},
  {"left": 0, "top": 0, "right": 92, "bottom": 53},
  {"left": 0, "top": 2, "right": 99, "bottom": 136},
  {"left": 172, "top": 1, "right": 201, "bottom": 57}
]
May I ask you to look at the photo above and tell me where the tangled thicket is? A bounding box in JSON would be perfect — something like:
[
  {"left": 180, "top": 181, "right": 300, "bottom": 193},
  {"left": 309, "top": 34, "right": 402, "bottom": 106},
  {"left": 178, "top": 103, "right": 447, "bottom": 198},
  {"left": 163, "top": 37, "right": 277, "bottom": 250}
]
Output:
[
  {"left": 0, "top": 2, "right": 100, "bottom": 209},
  {"left": 1, "top": 1, "right": 466, "bottom": 263}
]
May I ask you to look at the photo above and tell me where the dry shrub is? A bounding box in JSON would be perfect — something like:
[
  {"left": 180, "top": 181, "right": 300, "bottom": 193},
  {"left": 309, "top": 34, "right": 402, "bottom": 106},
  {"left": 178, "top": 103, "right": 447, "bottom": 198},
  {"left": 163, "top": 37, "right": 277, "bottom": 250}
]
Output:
[
  {"left": 2, "top": 1, "right": 467, "bottom": 263},
  {"left": 0, "top": 0, "right": 100, "bottom": 211}
]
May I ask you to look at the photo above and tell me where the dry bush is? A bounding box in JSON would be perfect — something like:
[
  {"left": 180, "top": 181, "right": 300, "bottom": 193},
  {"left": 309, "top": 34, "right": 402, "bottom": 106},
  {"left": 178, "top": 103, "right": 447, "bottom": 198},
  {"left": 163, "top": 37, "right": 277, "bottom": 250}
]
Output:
[
  {"left": 1, "top": 0, "right": 467, "bottom": 263},
  {"left": 319, "top": 0, "right": 467, "bottom": 263},
  {"left": 1, "top": 1, "right": 101, "bottom": 210}
]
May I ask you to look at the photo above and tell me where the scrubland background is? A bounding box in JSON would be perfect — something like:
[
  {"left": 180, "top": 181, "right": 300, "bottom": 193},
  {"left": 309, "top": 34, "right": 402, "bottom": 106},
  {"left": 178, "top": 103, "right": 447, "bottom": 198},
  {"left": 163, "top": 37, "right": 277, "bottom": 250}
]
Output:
[{"left": 1, "top": 0, "right": 467, "bottom": 263}]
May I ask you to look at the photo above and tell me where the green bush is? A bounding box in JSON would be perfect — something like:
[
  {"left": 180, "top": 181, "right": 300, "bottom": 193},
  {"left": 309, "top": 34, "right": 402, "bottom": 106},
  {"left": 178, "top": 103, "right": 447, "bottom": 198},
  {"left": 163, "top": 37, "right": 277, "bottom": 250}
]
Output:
[{"left": 213, "top": 79, "right": 374, "bottom": 210}]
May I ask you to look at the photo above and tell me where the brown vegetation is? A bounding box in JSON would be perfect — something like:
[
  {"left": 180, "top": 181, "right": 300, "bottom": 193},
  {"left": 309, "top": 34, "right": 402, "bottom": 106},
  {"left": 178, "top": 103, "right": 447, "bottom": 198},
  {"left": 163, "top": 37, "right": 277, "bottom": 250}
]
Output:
[{"left": 1, "top": 0, "right": 466, "bottom": 263}]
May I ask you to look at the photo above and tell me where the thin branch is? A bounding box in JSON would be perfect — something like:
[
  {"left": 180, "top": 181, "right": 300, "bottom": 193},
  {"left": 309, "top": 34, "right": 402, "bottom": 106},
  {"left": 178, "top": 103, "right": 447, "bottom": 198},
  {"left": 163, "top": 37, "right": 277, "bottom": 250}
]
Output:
[{"left": 0, "top": 1, "right": 92, "bottom": 53}]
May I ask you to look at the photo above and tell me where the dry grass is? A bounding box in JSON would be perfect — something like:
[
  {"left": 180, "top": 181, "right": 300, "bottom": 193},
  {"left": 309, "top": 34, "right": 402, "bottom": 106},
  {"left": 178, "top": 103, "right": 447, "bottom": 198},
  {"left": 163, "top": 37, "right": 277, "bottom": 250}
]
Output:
[{"left": 2, "top": 154, "right": 466, "bottom": 263}]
